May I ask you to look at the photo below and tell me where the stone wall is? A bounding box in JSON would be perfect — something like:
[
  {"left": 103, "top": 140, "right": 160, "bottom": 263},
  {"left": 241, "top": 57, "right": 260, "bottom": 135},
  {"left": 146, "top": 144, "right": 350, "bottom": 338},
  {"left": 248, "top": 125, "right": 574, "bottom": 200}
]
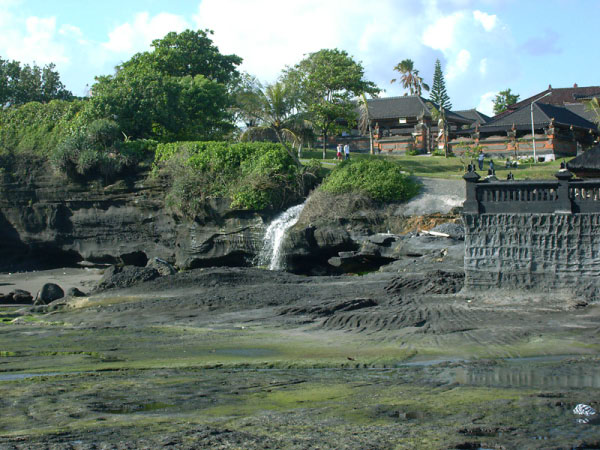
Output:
[{"left": 463, "top": 212, "right": 600, "bottom": 290}]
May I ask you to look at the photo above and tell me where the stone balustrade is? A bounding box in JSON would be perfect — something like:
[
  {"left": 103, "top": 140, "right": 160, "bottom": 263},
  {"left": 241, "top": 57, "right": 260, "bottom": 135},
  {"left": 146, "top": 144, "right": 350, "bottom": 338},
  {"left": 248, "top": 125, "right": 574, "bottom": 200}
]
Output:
[{"left": 463, "top": 169, "right": 600, "bottom": 214}]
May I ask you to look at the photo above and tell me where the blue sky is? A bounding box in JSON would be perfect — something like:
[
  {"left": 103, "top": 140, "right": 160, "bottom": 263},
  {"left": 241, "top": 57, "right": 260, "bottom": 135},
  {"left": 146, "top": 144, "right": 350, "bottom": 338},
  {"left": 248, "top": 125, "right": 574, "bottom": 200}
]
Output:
[{"left": 0, "top": 0, "right": 598, "bottom": 115}]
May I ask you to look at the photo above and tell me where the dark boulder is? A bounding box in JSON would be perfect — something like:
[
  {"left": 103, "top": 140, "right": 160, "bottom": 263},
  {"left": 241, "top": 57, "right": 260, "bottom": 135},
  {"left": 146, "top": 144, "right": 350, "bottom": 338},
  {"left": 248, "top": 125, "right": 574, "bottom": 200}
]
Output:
[
  {"left": 430, "top": 222, "right": 465, "bottom": 240},
  {"left": 95, "top": 265, "right": 160, "bottom": 291},
  {"left": 67, "top": 287, "right": 87, "bottom": 297},
  {"left": 146, "top": 257, "right": 176, "bottom": 276},
  {"left": 35, "top": 283, "right": 65, "bottom": 305},
  {"left": 11, "top": 289, "right": 33, "bottom": 304}
]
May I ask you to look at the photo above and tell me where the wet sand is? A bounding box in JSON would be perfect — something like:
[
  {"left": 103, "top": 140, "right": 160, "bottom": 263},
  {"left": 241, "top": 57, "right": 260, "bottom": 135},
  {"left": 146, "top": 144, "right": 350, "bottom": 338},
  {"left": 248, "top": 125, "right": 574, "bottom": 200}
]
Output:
[{"left": 0, "top": 266, "right": 104, "bottom": 299}]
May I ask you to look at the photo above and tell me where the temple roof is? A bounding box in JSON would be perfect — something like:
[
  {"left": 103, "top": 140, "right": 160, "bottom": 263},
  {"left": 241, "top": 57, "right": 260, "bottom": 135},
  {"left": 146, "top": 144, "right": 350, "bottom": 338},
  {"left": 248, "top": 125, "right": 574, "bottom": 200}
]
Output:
[
  {"left": 495, "top": 85, "right": 600, "bottom": 120},
  {"left": 475, "top": 102, "right": 597, "bottom": 134},
  {"left": 365, "top": 96, "right": 471, "bottom": 124},
  {"left": 567, "top": 144, "right": 600, "bottom": 172},
  {"left": 453, "top": 108, "right": 491, "bottom": 124}
]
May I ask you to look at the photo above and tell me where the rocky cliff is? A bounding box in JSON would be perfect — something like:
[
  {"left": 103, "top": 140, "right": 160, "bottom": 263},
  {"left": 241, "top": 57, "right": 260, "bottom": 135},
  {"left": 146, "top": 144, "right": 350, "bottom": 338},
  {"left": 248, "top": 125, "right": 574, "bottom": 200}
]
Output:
[
  {"left": 0, "top": 167, "right": 269, "bottom": 270},
  {"left": 0, "top": 167, "right": 464, "bottom": 274}
]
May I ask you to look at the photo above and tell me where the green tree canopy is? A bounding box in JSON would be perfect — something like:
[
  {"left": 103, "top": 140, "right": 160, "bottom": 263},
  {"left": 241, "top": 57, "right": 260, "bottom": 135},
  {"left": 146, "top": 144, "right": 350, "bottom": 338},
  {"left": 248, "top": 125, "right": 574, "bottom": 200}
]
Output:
[
  {"left": 429, "top": 59, "right": 451, "bottom": 110},
  {"left": 0, "top": 59, "right": 72, "bottom": 106},
  {"left": 391, "top": 59, "right": 429, "bottom": 96},
  {"left": 284, "top": 48, "right": 379, "bottom": 158},
  {"left": 493, "top": 88, "right": 520, "bottom": 115},
  {"left": 121, "top": 29, "right": 242, "bottom": 84},
  {"left": 88, "top": 29, "right": 241, "bottom": 141}
]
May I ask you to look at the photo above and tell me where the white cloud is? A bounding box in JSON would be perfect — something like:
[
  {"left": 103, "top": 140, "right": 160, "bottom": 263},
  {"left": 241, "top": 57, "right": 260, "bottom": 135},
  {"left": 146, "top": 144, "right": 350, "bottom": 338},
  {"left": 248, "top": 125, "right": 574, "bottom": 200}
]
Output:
[
  {"left": 447, "top": 49, "right": 471, "bottom": 80},
  {"left": 479, "top": 58, "right": 487, "bottom": 75},
  {"left": 477, "top": 91, "right": 497, "bottom": 116},
  {"left": 6, "top": 16, "right": 70, "bottom": 66},
  {"left": 103, "top": 12, "right": 190, "bottom": 54},
  {"left": 421, "top": 12, "right": 464, "bottom": 51},
  {"left": 473, "top": 10, "right": 497, "bottom": 31},
  {"left": 0, "top": 0, "right": 525, "bottom": 110}
]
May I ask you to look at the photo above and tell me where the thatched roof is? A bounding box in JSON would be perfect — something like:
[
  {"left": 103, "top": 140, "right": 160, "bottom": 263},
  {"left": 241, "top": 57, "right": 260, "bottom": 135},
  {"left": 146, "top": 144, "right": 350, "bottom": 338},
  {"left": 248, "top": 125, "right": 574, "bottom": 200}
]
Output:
[{"left": 567, "top": 144, "right": 600, "bottom": 177}]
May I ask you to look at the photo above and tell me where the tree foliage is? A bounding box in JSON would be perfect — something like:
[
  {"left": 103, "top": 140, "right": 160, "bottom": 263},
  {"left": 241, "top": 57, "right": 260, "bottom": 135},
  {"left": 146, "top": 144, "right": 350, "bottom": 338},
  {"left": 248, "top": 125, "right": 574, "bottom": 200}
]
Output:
[
  {"left": 284, "top": 48, "right": 379, "bottom": 158},
  {"left": 0, "top": 59, "right": 72, "bottom": 106},
  {"left": 429, "top": 59, "right": 451, "bottom": 110},
  {"left": 493, "top": 88, "right": 520, "bottom": 115},
  {"left": 0, "top": 99, "right": 86, "bottom": 156},
  {"left": 238, "top": 80, "right": 306, "bottom": 165},
  {"left": 88, "top": 29, "right": 240, "bottom": 141},
  {"left": 121, "top": 30, "right": 242, "bottom": 84},
  {"left": 391, "top": 59, "right": 429, "bottom": 96}
]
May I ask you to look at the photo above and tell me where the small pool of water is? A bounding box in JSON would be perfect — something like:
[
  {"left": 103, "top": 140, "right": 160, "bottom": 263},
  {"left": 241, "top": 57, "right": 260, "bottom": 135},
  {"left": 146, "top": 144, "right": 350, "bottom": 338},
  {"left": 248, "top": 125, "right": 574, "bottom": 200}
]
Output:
[{"left": 0, "top": 372, "right": 64, "bottom": 381}]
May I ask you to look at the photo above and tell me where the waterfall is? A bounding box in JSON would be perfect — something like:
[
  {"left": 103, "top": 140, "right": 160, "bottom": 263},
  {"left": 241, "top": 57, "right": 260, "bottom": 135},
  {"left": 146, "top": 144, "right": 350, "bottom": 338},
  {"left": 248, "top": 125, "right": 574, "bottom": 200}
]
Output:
[{"left": 258, "top": 201, "right": 306, "bottom": 270}]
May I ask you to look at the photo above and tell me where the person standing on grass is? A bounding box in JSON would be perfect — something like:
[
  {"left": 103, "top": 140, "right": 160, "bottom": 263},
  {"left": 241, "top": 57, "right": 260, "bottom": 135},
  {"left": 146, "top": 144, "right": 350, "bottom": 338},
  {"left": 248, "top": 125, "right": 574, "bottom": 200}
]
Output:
[
  {"left": 344, "top": 143, "right": 350, "bottom": 160},
  {"left": 336, "top": 144, "right": 342, "bottom": 161},
  {"left": 478, "top": 152, "right": 484, "bottom": 170}
]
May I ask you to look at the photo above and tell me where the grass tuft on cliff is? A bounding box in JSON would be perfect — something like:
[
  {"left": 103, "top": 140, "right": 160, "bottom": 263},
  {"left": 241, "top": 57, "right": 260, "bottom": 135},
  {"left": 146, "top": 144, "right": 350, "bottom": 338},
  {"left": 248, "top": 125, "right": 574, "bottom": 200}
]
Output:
[
  {"left": 320, "top": 158, "right": 420, "bottom": 202},
  {"left": 153, "top": 141, "right": 319, "bottom": 215}
]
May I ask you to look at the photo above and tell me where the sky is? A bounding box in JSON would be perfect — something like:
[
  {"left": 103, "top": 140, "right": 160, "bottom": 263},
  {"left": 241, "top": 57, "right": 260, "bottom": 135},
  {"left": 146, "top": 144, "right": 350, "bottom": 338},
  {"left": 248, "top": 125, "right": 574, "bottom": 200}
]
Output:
[{"left": 0, "top": 0, "right": 598, "bottom": 116}]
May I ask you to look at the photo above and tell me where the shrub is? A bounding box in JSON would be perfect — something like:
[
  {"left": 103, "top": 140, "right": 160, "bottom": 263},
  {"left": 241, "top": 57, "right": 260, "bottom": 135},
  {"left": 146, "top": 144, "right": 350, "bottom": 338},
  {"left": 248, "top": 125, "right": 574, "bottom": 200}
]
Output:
[
  {"left": 431, "top": 148, "right": 454, "bottom": 157},
  {"left": 0, "top": 100, "right": 88, "bottom": 156},
  {"left": 320, "top": 158, "right": 420, "bottom": 203},
  {"left": 50, "top": 119, "right": 133, "bottom": 180},
  {"left": 154, "top": 141, "right": 306, "bottom": 215}
]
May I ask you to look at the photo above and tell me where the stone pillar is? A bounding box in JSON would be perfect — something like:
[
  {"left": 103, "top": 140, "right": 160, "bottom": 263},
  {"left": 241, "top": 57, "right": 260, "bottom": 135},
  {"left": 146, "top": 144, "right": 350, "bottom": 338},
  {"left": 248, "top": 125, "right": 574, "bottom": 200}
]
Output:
[
  {"left": 463, "top": 170, "right": 481, "bottom": 214},
  {"left": 507, "top": 123, "right": 517, "bottom": 157},
  {"left": 414, "top": 116, "right": 426, "bottom": 154},
  {"left": 555, "top": 169, "right": 573, "bottom": 213},
  {"left": 545, "top": 118, "right": 556, "bottom": 152},
  {"left": 472, "top": 123, "right": 480, "bottom": 146}
]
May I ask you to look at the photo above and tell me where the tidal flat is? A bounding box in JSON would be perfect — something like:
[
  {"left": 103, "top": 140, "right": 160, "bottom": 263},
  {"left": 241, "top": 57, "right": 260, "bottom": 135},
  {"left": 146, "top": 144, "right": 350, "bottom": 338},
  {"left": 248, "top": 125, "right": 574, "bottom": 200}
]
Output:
[{"left": 1, "top": 267, "right": 600, "bottom": 449}]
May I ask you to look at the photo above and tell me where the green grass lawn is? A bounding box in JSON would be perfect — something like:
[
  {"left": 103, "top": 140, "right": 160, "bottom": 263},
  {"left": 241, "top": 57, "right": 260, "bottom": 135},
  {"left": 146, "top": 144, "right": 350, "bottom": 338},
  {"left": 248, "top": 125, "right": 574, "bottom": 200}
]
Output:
[{"left": 300, "top": 148, "right": 571, "bottom": 180}]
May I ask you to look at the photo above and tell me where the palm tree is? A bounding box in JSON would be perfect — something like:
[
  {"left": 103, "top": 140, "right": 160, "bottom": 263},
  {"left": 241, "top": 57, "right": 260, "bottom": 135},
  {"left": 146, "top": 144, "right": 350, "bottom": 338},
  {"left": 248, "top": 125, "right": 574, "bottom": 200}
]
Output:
[
  {"left": 241, "top": 81, "right": 305, "bottom": 166},
  {"left": 391, "top": 59, "right": 430, "bottom": 96},
  {"left": 358, "top": 92, "right": 376, "bottom": 154}
]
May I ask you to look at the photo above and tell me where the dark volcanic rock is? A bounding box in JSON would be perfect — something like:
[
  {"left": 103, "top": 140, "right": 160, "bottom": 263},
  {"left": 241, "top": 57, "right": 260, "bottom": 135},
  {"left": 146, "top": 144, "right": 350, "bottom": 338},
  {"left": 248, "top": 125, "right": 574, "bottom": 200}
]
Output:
[
  {"left": 0, "top": 166, "right": 274, "bottom": 271},
  {"left": 67, "top": 287, "right": 87, "bottom": 297},
  {"left": 35, "top": 283, "right": 65, "bottom": 305},
  {"left": 146, "top": 257, "right": 176, "bottom": 276},
  {"left": 95, "top": 265, "right": 160, "bottom": 291},
  {"left": 430, "top": 222, "right": 465, "bottom": 240},
  {"left": 11, "top": 289, "right": 33, "bottom": 304},
  {"left": 385, "top": 270, "right": 465, "bottom": 295},
  {"left": 279, "top": 298, "right": 377, "bottom": 318}
]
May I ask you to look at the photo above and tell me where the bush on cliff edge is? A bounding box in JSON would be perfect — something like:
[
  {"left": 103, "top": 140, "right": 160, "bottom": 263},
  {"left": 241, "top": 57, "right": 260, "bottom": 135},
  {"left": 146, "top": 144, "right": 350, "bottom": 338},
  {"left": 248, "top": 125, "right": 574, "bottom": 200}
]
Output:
[
  {"left": 320, "top": 158, "right": 420, "bottom": 202},
  {"left": 153, "top": 141, "right": 318, "bottom": 215}
]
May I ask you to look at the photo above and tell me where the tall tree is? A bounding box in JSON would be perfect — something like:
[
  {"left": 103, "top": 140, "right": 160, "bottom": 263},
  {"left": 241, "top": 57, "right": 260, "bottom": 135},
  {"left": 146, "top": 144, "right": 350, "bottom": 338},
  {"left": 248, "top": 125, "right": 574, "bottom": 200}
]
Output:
[
  {"left": 391, "top": 59, "right": 429, "bottom": 96},
  {"left": 429, "top": 59, "right": 452, "bottom": 110},
  {"left": 493, "top": 88, "right": 520, "bottom": 115},
  {"left": 121, "top": 29, "right": 242, "bottom": 85},
  {"left": 358, "top": 92, "right": 377, "bottom": 155},
  {"left": 231, "top": 72, "right": 265, "bottom": 129},
  {"left": 89, "top": 29, "right": 240, "bottom": 141},
  {"left": 0, "top": 59, "right": 72, "bottom": 106},
  {"left": 285, "top": 48, "right": 379, "bottom": 159},
  {"left": 240, "top": 80, "right": 304, "bottom": 165}
]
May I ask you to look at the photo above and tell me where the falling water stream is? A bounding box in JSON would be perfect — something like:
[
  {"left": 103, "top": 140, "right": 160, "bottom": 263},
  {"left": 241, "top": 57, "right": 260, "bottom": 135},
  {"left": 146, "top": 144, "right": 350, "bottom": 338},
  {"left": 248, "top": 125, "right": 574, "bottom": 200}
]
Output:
[{"left": 257, "top": 201, "right": 306, "bottom": 270}]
